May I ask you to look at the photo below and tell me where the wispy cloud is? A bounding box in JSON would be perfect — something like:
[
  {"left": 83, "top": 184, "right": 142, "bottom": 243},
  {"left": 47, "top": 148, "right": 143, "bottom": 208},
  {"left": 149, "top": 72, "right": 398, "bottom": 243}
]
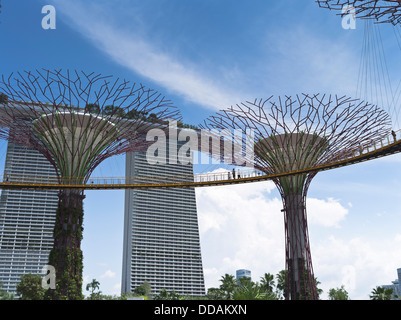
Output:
[
  {"left": 51, "top": 0, "right": 246, "bottom": 110},
  {"left": 196, "top": 181, "right": 351, "bottom": 290},
  {"left": 100, "top": 269, "right": 116, "bottom": 279},
  {"left": 258, "top": 25, "right": 361, "bottom": 96}
]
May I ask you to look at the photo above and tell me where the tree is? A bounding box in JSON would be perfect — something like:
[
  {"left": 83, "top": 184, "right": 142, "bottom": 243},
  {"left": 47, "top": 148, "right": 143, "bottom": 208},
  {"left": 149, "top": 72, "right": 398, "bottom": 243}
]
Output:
[
  {"left": 0, "top": 93, "right": 8, "bottom": 104},
  {"left": 153, "top": 288, "right": 181, "bottom": 300},
  {"left": 237, "top": 276, "right": 252, "bottom": 287},
  {"left": 0, "top": 281, "right": 14, "bottom": 300},
  {"left": 16, "top": 273, "right": 46, "bottom": 300},
  {"left": 260, "top": 273, "right": 275, "bottom": 293},
  {"left": 148, "top": 113, "right": 158, "bottom": 122},
  {"left": 206, "top": 287, "right": 225, "bottom": 300},
  {"left": 370, "top": 286, "right": 394, "bottom": 300},
  {"left": 86, "top": 279, "right": 101, "bottom": 300},
  {"left": 102, "top": 105, "right": 126, "bottom": 117},
  {"left": 133, "top": 281, "right": 152, "bottom": 298},
  {"left": 276, "top": 270, "right": 287, "bottom": 299},
  {"left": 314, "top": 278, "right": 323, "bottom": 299},
  {"left": 84, "top": 103, "right": 100, "bottom": 114},
  {"left": 328, "top": 285, "right": 350, "bottom": 300},
  {"left": 232, "top": 279, "right": 276, "bottom": 300},
  {"left": 219, "top": 274, "right": 237, "bottom": 300}
]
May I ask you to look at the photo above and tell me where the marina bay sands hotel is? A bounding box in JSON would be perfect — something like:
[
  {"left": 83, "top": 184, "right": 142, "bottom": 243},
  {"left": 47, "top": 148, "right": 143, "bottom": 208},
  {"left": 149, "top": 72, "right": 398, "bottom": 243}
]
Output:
[{"left": 0, "top": 138, "right": 206, "bottom": 297}]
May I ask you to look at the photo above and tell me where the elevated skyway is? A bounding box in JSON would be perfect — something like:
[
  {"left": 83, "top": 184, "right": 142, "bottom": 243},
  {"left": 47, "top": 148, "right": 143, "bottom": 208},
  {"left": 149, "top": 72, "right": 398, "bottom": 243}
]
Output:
[{"left": 1, "top": 130, "right": 401, "bottom": 190}]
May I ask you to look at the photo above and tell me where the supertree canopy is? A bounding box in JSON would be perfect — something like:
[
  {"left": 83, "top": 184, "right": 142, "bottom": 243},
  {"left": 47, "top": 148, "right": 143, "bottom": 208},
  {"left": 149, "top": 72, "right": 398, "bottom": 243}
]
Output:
[
  {"left": 0, "top": 69, "right": 180, "bottom": 299},
  {"left": 201, "top": 94, "right": 391, "bottom": 299},
  {"left": 317, "top": 0, "right": 401, "bottom": 25}
]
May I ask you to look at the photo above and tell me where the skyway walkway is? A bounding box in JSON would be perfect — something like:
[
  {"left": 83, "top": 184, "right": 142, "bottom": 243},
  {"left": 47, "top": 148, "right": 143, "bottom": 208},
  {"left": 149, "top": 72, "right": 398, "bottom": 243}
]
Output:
[{"left": 1, "top": 130, "right": 401, "bottom": 190}]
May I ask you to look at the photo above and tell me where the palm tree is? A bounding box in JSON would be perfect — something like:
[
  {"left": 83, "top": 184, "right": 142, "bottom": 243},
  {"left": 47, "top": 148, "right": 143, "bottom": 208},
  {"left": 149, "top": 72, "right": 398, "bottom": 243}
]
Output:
[
  {"left": 260, "top": 273, "right": 275, "bottom": 293},
  {"left": 314, "top": 278, "right": 323, "bottom": 299},
  {"left": 232, "top": 280, "right": 269, "bottom": 300},
  {"left": 219, "top": 274, "right": 237, "bottom": 300},
  {"left": 370, "top": 286, "right": 394, "bottom": 300},
  {"left": 276, "top": 270, "right": 287, "bottom": 299},
  {"left": 153, "top": 288, "right": 181, "bottom": 300},
  {"left": 86, "top": 279, "right": 101, "bottom": 299}
]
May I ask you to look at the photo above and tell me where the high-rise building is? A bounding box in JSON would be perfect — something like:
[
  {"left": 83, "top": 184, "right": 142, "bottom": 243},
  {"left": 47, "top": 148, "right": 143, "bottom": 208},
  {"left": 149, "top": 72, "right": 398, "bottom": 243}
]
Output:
[
  {"left": 236, "top": 269, "right": 251, "bottom": 281},
  {"left": 0, "top": 142, "right": 58, "bottom": 294},
  {"left": 122, "top": 139, "right": 205, "bottom": 296},
  {"left": 381, "top": 267, "right": 401, "bottom": 299},
  {"left": 1, "top": 131, "right": 206, "bottom": 297}
]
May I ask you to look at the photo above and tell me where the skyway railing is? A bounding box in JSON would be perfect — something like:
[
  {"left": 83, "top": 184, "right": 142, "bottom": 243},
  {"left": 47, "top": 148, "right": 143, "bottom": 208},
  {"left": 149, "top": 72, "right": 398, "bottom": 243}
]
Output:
[{"left": 1, "top": 129, "right": 401, "bottom": 189}]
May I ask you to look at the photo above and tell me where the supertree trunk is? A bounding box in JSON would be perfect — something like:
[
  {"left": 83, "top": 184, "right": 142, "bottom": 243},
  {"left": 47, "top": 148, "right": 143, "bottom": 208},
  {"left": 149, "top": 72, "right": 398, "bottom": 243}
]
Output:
[
  {"left": 200, "top": 95, "right": 391, "bottom": 300},
  {"left": 46, "top": 189, "right": 85, "bottom": 300},
  {"left": 282, "top": 193, "right": 317, "bottom": 300}
]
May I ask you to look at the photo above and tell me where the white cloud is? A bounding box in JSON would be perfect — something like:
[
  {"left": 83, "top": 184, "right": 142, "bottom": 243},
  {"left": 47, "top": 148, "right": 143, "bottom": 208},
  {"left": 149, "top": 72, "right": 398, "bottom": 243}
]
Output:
[
  {"left": 196, "top": 182, "right": 284, "bottom": 288},
  {"left": 313, "top": 235, "right": 401, "bottom": 300},
  {"left": 307, "top": 197, "right": 349, "bottom": 227},
  {"left": 196, "top": 181, "right": 351, "bottom": 291},
  {"left": 100, "top": 270, "right": 116, "bottom": 279},
  {"left": 112, "top": 282, "right": 122, "bottom": 296}
]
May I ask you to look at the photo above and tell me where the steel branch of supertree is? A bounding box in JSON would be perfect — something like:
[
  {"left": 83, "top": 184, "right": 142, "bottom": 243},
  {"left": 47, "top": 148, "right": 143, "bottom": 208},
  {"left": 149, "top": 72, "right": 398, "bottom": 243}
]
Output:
[
  {"left": 316, "top": 0, "right": 401, "bottom": 24},
  {"left": 200, "top": 93, "right": 391, "bottom": 299},
  {"left": 0, "top": 69, "right": 181, "bottom": 184},
  {"left": 0, "top": 69, "right": 181, "bottom": 299}
]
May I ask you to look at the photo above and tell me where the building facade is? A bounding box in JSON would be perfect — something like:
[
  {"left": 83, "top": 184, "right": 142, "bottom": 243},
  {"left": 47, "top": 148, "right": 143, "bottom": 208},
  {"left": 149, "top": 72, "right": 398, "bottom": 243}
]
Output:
[
  {"left": 381, "top": 267, "right": 401, "bottom": 299},
  {"left": 236, "top": 269, "right": 251, "bottom": 281},
  {"left": 122, "top": 139, "right": 205, "bottom": 297},
  {"left": 1, "top": 133, "right": 206, "bottom": 297},
  {"left": 0, "top": 142, "right": 58, "bottom": 294}
]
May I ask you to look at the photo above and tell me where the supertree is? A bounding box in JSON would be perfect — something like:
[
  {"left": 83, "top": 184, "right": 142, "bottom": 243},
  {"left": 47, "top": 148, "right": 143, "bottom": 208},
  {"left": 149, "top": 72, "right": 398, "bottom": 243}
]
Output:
[
  {"left": 316, "top": 0, "right": 401, "bottom": 25},
  {"left": 200, "top": 94, "right": 391, "bottom": 300},
  {"left": 0, "top": 69, "right": 180, "bottom": 299}
]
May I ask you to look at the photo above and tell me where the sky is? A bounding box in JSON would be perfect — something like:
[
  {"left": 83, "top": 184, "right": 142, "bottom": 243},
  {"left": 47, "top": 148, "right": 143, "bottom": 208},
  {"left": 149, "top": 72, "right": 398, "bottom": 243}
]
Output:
[{"left": 0, "top": 0, "right": 401, "bottom": 300}]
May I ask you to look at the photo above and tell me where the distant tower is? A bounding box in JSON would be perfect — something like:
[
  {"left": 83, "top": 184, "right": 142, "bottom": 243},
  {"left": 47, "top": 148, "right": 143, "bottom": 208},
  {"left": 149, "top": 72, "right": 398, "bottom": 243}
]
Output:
[
  {"left": 0, "top": 142, "right": 58, "bottom": 295},
  {"left": 381, "top": 267, "right": 401, "bottom": 299},
  {"left": 0, "top": 69, "right": 179, "bottom": 299},
  {"left": 122, "top": 138, "right": 205, "bottom": 296},
  {"left": 202, "top": 94, "right": 391, "bottom": 299},
  {"left": 236, "top": 269, "right": 251, "bottom": 281}
]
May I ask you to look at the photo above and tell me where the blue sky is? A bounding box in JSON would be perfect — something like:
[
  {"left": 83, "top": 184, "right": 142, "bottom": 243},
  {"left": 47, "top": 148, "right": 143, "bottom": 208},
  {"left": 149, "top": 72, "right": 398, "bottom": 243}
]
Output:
[{"left": 1, "top": 0, "right": 401, "bottom": 299}]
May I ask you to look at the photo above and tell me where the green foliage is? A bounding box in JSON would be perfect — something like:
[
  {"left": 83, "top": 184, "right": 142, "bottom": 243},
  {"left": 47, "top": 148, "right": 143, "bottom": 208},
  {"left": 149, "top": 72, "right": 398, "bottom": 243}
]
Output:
[
  {"left": 85, "top": 102, "right": 198, "bottom": 129},
  {"left": 86, "top": 279, "right": 102, "bottom": 300},
  {"left": 370, "top": 286, "right": 395, "bottom": 300},
  {"left": 153, "top": 288, "right": 181, "bottom": 300},
  {"left": 219, "top": 274, "right": 237, "bottom": 299},
  {"left": 133, "top": 281, "right": 152, "bottom": 298},
  {"left": 46, "top": 191, "right": 85, "bottom": 300},
  {"left": 285, "top": 258, "right": 322, "bottom": 300},
  {"left": 0, "top": 93, "right": 8, "bottom": 104},
  {"left": 259, "top": 273, "right": 275, "bottom": 294},
  {"left": 0, "top": 281, "right": 14, "bottom": 300},
  {"left": 206, "top": 287, "right": 225, "bottom": 300},
  {"left": 16, "top": 274, "right": 46, "bottom": 300},
  {"left": 328, "top": 285, "right": 350, "bottom": 300},
  {"left": 207, "top": 273, "right": 281, "bottom": 300},
  {"left": 0, "top": 290, "right": 13, "bottom": 300},
  {"left": 84, "top": 103, "right": 100, "bottom": 114}
]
